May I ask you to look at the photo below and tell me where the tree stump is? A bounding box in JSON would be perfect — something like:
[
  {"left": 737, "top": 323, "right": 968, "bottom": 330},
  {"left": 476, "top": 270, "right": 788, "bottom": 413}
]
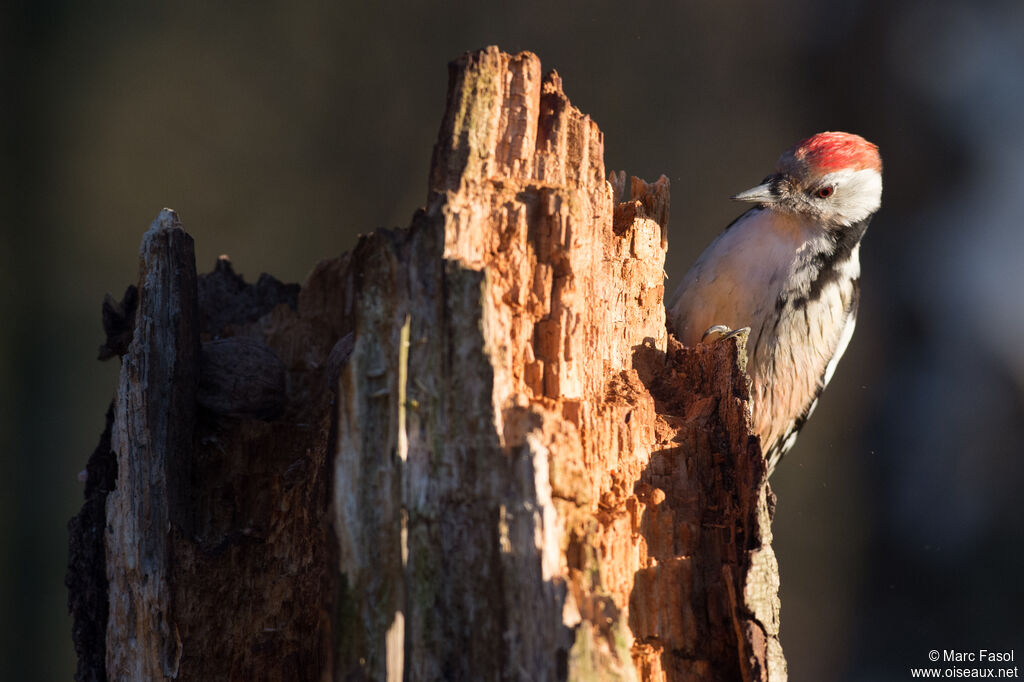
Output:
[{"left": 67, "top": 46, "right": 785, "bottom": 682}]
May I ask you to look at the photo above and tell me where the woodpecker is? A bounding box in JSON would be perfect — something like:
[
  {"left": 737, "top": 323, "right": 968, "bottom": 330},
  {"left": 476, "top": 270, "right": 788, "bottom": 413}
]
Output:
[{"left": 667, "top": 132, "right": 882, "bottom": 475}]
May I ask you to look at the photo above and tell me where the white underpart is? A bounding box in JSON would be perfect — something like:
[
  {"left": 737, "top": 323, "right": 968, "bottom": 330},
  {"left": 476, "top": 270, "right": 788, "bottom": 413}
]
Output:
[
  {"left": 668, "top": 204, "right": 866, "bottom": 469},
  {"left": 668, "top": 209, "right": 832, "bottom": 348}
]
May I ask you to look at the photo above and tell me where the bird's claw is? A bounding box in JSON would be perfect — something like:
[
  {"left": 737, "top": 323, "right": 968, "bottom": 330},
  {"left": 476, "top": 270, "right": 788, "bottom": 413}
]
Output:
[
  {"left": 701, "top": 325, "right": 731, "bottom": 342},
  {"left": 701, "top": 325, "right": 751, "bottom": 344},
  {"left": 724, "top": 327, "right": 750, "bottom": 341}
]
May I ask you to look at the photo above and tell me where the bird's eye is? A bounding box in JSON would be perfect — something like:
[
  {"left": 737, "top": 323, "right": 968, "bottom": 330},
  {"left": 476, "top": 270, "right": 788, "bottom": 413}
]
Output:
[{"left": 816, "top": 186, "right": 835, "bottom": 199}]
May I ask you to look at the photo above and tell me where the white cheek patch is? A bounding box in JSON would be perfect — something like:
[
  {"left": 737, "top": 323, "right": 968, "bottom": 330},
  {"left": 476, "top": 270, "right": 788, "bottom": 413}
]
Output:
[{"left": 821, "top": 168, "right": 882, "bottom": 225}]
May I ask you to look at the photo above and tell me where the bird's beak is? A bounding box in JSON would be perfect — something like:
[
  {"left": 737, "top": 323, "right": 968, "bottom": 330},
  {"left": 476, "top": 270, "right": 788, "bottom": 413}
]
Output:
[{"left": 731, "top": 179, "right": 778, "bottom": 203}]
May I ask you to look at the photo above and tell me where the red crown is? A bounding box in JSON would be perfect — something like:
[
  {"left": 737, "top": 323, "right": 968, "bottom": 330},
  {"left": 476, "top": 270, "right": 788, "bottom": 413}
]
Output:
[{"left": 788, "top": 132, "right": 882, "bottom": 173}]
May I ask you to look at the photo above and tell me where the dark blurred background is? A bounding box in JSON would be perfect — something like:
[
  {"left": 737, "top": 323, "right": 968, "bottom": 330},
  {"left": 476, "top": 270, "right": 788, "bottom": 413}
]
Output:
[{"left": 3, "top": 1, "right": 1023, "bottom": 679}]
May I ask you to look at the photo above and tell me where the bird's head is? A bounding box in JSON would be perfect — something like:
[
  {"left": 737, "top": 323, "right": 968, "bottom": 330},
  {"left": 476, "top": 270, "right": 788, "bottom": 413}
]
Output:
[{"left": 732, "top": 132, "right": 882, "bottom": 227}]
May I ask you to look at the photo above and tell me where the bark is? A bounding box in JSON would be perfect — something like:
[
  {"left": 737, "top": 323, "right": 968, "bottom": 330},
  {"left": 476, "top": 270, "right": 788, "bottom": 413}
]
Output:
[{"left": 67, "top": 46, "right": 785, "bottom": 681}]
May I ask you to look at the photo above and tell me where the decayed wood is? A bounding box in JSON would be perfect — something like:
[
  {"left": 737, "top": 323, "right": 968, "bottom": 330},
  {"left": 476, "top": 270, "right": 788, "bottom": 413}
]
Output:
[
  {"left": 635, "top": 335, "right": 785, "bottom": 680},
  {"left": 67, "top": 46, "right": 785, "bottom": 681},
  {"left": 71, "top": 223, "right": 340, "bottom": 681},
  {"left": 104, "top": 209, "right": 200, "bottom": 680}
]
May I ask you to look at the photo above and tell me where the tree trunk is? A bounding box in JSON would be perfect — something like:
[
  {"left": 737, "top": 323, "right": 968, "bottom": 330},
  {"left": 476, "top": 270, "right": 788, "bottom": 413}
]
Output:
[{"left": 67, "top": 46, "right": 785, "bottom": 682}]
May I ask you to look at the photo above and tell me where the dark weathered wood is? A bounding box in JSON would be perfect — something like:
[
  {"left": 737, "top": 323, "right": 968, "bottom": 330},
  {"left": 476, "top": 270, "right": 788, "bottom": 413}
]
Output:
[
  {"left": 67, "top": 46, "right": 785, "bottom": 682},
  {"left": 104, "top": 208, "right": 200, "bottom": 680},
  {"left": 67, "top": 404, "right": 117, "bottom": 682}
]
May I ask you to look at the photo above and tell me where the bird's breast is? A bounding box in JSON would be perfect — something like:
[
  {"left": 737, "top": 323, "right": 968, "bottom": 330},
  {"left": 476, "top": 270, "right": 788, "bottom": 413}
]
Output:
[
  {"left": 669, "top": 208, "right": 823, "bottom": 347},
  {"left": 668, "top": 208, "right": 862, "bottom": 457}
]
